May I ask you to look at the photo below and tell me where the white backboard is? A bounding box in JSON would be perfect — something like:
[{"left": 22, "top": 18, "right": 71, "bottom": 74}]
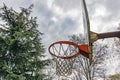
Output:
[{"left": 81, "top": 0, "right": 91, "bottom": 45}]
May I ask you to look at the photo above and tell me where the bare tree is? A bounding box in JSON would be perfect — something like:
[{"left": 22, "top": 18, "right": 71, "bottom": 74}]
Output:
[{"left": 69, "top": 34, "right": 107, "bottom": 80}]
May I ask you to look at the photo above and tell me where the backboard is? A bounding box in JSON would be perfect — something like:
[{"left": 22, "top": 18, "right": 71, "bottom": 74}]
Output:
[
  {"left": 81, "top": 0, "right": 91, "bottom": 46},
  {"left": 81, "top": 0, "right": 93, "bottom": 64}
]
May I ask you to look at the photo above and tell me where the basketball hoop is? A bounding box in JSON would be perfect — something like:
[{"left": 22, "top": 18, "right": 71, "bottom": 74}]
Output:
[{"left": 48, "top": 41, "right": 89, "bottom": 76}]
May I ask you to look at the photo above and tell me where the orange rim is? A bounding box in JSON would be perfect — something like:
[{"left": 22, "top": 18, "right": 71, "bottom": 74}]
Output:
[
  {"left": 78, "top": 45, "right": 89, "bottom": 58},
  {"left": 48, "top": 41, "right": 80, "bottom": 59}
]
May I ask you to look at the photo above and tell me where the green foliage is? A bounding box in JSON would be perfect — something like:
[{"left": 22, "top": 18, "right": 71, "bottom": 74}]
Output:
[{"left": 0, "top": 4, "right": 47, "bottom": 80}]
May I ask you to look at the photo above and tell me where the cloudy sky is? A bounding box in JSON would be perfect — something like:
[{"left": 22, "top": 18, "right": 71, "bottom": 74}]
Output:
[
  {"left": 0, "top": 0, "right": 120, "bottom": 76},
  {"left": 0, "top": 0, "right": 120, "bottom": 50}
]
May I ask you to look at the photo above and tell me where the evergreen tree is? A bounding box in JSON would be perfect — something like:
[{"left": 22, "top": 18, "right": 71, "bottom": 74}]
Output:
[{"left": 0, "top": 4, "right": 47, "bottom": 80}]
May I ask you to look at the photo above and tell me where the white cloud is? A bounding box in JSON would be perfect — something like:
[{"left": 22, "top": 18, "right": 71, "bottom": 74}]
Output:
[
  {"left": 84, "top": 0, "right": 120, "bottom": 33},
  {"left": 53, "top": 0, "right": 81, "bottom": 11}
]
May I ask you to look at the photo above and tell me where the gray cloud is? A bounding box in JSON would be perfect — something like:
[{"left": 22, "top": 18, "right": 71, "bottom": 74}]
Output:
[
  {"left": 86, "top": 0, "right": 120, "bottom": 32},
  {"left": 0, "top": 0, "right": 120, "bottom": 55},
  {"left": 54, "top": 0, "right": 81, "bottom": 11},
  {"left": 105, "top": 0, "right": 120, "bottom": 14},
  {"left": 0, "top": 0, "right": 34, "bottom": 10}
]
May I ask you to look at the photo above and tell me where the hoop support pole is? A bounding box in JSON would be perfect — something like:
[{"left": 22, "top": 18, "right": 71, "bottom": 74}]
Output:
[{"left": 97, "top": 31, "right": 120, "bottom": 39}]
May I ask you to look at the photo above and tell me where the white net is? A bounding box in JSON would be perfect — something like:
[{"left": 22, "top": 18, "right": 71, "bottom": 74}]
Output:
[
  {"left": 49, "top": 41, "right": 79, "bottom": 76},
  {"left": 55, "top": 58, "right": 74, "bottom": 76}
]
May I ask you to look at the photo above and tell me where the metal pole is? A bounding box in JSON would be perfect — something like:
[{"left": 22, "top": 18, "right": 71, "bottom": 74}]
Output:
[
  {"left": 90, "top": 31, "right": 120, "bottom": 42},
  {"left": 97, "top": 31, "right": 120, "bottom": 39}
]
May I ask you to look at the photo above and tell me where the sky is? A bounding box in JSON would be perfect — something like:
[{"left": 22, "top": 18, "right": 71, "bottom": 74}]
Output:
[
  {"left": 0, "top": 0, "right": 120, "bottom": 76},
  {"left": 0, "top": 0, "right": 120, "bottom": 49}
]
